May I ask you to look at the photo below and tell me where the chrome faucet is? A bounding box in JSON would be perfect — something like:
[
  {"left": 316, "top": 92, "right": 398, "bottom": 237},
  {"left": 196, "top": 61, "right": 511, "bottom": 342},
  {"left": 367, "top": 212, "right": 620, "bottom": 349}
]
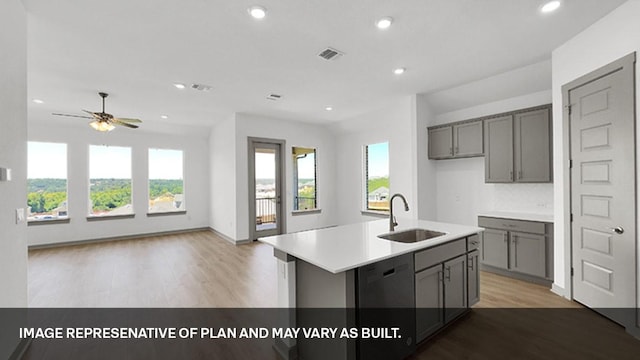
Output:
[{"left": 389, "top": 193, "right": 409, "bottom": 231}]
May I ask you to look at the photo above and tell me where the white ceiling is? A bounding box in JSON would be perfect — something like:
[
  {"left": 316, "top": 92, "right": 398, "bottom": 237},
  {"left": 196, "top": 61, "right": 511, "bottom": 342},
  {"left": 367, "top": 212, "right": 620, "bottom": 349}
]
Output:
[{"left": 24, "top": 0, "right": 626, "bottom": 129}]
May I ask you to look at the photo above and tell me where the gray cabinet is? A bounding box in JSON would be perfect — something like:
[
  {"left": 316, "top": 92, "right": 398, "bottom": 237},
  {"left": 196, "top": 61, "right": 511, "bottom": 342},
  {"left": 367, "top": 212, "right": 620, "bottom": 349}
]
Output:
[
  {"left": 509, "top": 231, "right": 546, "bottom": 278},
  {"left": 428, "top": 120, "right": 483, "bottom": 159},
  {"left": 453, "top": 121, "right": 483, "bottom": 157},
  {"left": 415, "top": 264, "right": 444, "bottom": 341},
  {"left": 467, "top": 250, "right": 480, "bottom": 307},
  {"left": 414, "top": 236, "right": 476, "bottom": 342},
  {"left": 514, "top": 109, "right": 552, "bottom": 182},
  {"left": 478, "top": 216, "right": 553, "bottom": 285},
  {"left": 428, "top": 126, "right": 453, "bottom": 159},
  {"left": 443, "top": 255, "right": 467, "bottom": 323},
  {"left": 480, "top": 228, "right": 508, "bottom": 269},
  {"left": 484, "top": 106, "right": 552, "bottom": 183},
  {"left": 484, "top": 116, "right": 514, "bottom": 182}
]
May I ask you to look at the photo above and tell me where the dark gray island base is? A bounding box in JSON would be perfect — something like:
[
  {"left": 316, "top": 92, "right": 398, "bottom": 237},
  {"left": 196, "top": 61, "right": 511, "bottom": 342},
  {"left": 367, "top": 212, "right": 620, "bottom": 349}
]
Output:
[{"left": 260, "top": 219, "right": 482, "bottom": 360}]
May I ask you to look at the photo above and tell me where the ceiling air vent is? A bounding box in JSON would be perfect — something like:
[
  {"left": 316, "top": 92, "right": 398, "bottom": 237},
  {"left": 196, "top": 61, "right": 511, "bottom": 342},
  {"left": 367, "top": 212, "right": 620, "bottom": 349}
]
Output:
[
  {"left": 267, "top": 94, "right": 282, "bottom": 101},
  {"left": 318, "top": 47, "right": 344, "bottom": 61},
  {"left": 191, "top": 83, "right": 213, "bottom": 92}
]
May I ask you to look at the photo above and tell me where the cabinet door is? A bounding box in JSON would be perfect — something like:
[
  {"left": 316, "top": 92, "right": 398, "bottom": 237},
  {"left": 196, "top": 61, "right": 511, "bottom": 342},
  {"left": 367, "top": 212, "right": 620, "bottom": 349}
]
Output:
[
  {"left": 467, "top": 250, "right": 480, "bottom": 307},
  {"left": 514, "top": 108, "right": 551, "bottom": 182},
  {"left": 453, "top": 121, "right": 483, "bottom": 157},
  {"left": 509, "top": 231, "right": 546, "bottom": 278},
  {"left": 428, "top": 126, "right": 453, "bottom": 159},
  {"left": 481, "top": 229, "right": 508, "bottom": 269},
  {"left": 444, "top": 255, "right": 468, "bottom": 323},
  {"left": 484, "top": 115, "right": 514, "bottom": 183},
  {"left": 415, "top": 264, "right": 444, "bottom": 342}
]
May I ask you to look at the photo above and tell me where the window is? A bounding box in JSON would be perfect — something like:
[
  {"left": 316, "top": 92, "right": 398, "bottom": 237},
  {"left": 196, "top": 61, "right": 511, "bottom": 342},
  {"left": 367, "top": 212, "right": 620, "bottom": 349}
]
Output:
[
  {"left": 27, "top": 142, "right": 68, "bottom": 221},
  {"left": 148, "top": 148, "right": 184, "bottom": 213},
  {"left": 364, "top": 142, "right": 389, "bottom": 211},
  {"left": 89, "top": 145, "right": 133, "bottom": 216},
  {"left": 292, "top": 147, "right": 317, "bottom": 211}
]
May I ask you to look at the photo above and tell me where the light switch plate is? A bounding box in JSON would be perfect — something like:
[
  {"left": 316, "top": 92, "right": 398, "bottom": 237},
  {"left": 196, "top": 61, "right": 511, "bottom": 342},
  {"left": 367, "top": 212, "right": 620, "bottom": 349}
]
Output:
[
  {"left": 0, "top": 168, "right": 11, "bottom": 181},
  {"left": 16, "top": 208, "right": 25, "bottom": 224}
]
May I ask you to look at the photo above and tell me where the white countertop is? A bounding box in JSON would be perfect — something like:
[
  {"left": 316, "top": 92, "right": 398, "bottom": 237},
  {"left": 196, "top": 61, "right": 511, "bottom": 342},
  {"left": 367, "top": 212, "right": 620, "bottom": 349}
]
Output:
[
  {"left": 258, "top": 219, "right": 483, "bottom": 274},
  {"left": 477, "top": 211, "right": 554, "bottom": 223}
]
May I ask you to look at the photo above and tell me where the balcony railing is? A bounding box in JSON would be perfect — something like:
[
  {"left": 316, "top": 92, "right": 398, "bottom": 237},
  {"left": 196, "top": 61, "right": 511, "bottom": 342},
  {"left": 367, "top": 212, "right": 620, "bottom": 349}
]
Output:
[{"left": 256, "top": 197, "right": 276, "bottom": 224}]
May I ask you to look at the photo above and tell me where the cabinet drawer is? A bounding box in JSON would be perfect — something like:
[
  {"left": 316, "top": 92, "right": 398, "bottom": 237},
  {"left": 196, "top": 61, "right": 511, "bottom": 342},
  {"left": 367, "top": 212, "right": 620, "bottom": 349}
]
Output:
[
  {"left": 478, "top": 217, "right": 545, "bottom": 234},
  {"left": 467, "top": 234, "right": 480, "bottom": 250},
  {"left": 415, "top": 238, "right": 466, "bottom": 272}
]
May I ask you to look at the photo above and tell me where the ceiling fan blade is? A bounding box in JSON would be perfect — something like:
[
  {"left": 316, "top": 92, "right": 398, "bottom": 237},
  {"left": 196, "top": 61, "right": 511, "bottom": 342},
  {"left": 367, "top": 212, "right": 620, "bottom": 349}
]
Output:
[
  {"left": 52, "top": 113, "right": 93, "bottom": 119},
  {"left": 82, "top": 109, "right": 101, "bottom": 119},
  {"left": 112, "top": 119, "right": 139, "bottom": 129},
  {"left": 114, "top": 117, "right": 142, "bottom": 123}
]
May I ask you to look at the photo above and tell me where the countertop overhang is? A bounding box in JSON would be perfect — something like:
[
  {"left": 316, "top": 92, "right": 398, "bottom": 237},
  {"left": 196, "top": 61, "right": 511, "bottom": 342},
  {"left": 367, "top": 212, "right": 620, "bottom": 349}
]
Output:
[{"left": 259, "top": 219, "right": 483, "bottom": 274}]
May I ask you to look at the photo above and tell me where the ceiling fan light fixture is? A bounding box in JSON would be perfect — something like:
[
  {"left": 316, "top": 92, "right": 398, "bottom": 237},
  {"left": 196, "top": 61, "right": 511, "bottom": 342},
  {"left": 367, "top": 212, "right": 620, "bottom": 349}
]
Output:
[
  {"left": 90, "top": 120, "right": 115, "bottom": 132},
  {"left": 173, "top": 83, "right": 186, "bottom": 89}
]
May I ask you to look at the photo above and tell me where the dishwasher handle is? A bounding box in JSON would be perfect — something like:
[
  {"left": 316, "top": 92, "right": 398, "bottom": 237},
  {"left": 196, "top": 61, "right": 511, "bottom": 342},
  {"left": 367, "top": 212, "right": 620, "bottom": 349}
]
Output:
[{"left": 383, "top": 268, "right": 396, "bottom": 277}]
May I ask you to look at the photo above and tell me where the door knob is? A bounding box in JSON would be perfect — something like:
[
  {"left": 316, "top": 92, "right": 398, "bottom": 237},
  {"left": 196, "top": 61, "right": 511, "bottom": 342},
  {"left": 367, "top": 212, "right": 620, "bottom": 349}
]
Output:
[{"left": 610, "top": 227, "right": 624, "bottom": 234}]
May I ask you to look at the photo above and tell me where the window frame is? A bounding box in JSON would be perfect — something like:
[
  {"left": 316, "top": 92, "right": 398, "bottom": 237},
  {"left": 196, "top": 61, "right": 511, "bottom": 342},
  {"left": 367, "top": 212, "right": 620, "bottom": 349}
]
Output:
[
  {"left": 87, "top": 144, "right": 134, "bottom": 219},
  {"left": 27, "top": 141, "right": 70, "bottom": 224},
  {"left": 363, "top": 141, "right": 390, "bottom": 213},
  {"left": 147, "top": 147, "right": 186, "bottom": 216},
  {"left": 292, "top": 146, "right": 319, "bottom": 214}
]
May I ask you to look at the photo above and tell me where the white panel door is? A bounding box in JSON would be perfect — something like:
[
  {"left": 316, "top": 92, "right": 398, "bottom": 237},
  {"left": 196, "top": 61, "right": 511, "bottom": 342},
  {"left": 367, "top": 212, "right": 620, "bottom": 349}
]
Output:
[{"left": 568, "top": 54, "right": 636, "bottom": 326}]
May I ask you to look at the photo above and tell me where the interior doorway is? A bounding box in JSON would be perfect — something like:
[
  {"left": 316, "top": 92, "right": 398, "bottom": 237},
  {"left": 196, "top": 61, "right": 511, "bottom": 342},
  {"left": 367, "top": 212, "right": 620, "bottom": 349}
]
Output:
[
  {"left": 248, "top": 137, "right": 286, "bottom": 241},
  {"left": 564, "top": 53, "right": 636, "bottom": 327}
]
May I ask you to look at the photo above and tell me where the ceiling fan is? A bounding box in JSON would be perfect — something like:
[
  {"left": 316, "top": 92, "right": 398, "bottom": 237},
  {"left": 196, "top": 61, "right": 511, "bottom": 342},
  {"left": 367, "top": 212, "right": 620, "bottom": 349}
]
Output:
[{"left": 52, "top": 92, "right": 142, "bottom": 132}]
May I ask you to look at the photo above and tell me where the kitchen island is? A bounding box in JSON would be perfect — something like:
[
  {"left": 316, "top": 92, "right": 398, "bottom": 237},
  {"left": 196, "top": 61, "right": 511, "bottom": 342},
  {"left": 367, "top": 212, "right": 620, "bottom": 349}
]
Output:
[{"left": 259, "top": 218, "right": 483, "bottom": 360}]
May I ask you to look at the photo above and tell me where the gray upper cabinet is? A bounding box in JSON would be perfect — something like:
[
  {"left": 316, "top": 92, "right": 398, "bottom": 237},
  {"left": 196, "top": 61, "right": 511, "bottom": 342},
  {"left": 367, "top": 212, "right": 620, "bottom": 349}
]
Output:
[
  {"left": 514, "top": 108, "right": 552, "bottom": 182},
  {"left": 484, "top": 105, "right": 553, "bottom": 183},
  {"left": 428, "top": 120, "right": 483, "bottom": 160},
  {"left": 428, "top": 126, "right": 453, "bottom": 159},
  {"left": 453, "top": 121, "right": 483, "bottom": 157},
  {"left": 484, "top": 115, "right": 514, "bottom": 182}
]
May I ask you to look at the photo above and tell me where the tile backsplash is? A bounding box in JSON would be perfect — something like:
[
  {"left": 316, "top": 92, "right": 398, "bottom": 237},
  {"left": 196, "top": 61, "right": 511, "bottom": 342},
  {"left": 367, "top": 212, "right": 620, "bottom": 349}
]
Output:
[{"left": 486, "top": 183, "right": 554, "bottom": 214}]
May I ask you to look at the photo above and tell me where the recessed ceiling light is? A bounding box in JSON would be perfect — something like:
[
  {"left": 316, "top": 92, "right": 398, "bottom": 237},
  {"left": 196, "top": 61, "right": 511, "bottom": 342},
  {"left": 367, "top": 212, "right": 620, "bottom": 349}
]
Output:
[
  {"left": 173, "top": 83, "right": 186, "bottom": 89},
  {"left": 32, "top": 99, "right": 44, "bottom": 104},
  {"left": 325, "top": 106, "right": 333, "bottom": 111},
  {"left": 393, "top": 67, "right": 406, "bottom": 75},
  {"left": 160, "top": 115, "right": 168, "bottom": 119},
  {"left": 248, "top": 5, "right": 267, "bottom": 19},
  {"left": 376, "top": 16, "right": 393, "bottom": 29},
  {"left": 540, "top": 1, "right": 561, "bottom": 13}
]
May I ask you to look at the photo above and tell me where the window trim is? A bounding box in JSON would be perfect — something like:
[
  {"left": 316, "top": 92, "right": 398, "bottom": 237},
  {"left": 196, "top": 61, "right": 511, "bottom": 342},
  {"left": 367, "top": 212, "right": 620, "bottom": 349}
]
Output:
[
  {"left": 88, "top": 144, "right": 134, "bottom": 217},
  {"left": 292, "top": 146, "right": 317, "bottom": 211},
  {"left": 363, "top": 142, "right": 390, "bottom": 213},
  {"left": 27, "top": 141, "right": 69, "bottom": 223},
  {"left": 148, "top": 148, "right": 185, "bottom": 214}
]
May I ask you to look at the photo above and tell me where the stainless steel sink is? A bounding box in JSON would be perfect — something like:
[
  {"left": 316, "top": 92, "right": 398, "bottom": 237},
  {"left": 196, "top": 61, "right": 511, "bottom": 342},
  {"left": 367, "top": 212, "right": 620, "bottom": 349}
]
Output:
[{"left": 378, "top": 228, "right": 447, "bottom": 243}]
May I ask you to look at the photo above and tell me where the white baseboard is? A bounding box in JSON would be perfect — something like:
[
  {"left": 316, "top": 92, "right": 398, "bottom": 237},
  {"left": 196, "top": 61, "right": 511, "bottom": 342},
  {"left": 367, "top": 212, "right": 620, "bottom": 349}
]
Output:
[
  {"left": 208, "top": 227, "right": 250, "bottom": 245},
  {"left": 550, "top": 283, "right": 570, "bottom": 299}
]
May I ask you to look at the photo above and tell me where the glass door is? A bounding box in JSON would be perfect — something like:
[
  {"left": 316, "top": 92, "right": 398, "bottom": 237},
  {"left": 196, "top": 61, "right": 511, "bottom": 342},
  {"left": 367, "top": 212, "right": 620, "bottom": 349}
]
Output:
[{"left": 249, "top": 139, "right": 285, "bottom": 240}]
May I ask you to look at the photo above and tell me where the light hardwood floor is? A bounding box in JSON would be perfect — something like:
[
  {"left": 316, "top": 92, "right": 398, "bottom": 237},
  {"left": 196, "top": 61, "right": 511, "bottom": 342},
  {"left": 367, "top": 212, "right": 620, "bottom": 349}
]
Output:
[{"left": 27, "top": 230, "right": 640, "bottom": 359}]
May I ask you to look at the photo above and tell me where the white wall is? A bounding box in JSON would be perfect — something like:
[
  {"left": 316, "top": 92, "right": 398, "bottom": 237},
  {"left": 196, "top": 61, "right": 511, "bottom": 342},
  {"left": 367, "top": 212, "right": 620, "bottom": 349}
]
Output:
[
  {"left": 233, "top": 113, "right": 337, "bottom": 240},
  {"left": 0, "top": 0, "right": 28, "bottom": 357},
  {"left": 414, "top": 94, "right": 438, "bottom": 221},
  {"left": 331, "top": 97, "right": 419, "bottom": 225},
  {"left": 551, "top": 0, "right": 640, "bottom": 296},
  {"left": 430, "top": 90, "right": 555, "bottom": 226},
  {"left": 209, "top": 116, "right": 237, "bottom": 240},
  {"left": 27, "top": 123, "right": 210, "bottom": 246}
]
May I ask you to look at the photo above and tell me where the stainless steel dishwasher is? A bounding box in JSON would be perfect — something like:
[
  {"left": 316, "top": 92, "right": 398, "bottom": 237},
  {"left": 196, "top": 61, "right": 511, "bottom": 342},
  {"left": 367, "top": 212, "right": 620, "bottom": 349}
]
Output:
[{"left": 357, "top": 252, "right": 415, "bottom": 360}]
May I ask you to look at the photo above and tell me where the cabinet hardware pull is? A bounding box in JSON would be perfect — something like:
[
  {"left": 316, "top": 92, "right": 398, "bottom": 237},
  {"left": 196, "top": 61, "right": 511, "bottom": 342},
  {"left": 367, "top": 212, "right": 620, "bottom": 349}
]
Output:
[
  {"left": 455, "top": 146, "right": 459, "bottom": 154},
  {"left": 518, "top": 170, "right": 522, "bottom": 179},
  {"left": 503, "top": 233, "right": 508, "bottom": 242},
  {"left": 449, "top": 147, "right": 453, "bottom": 155},
  {"left": 509, "top": 170, "right": 513, "bottom": 180},
  {"left": 468, "top": 257, "right": 474, "bottom": 270},
  {"left": 445, "top": 266, "right": 451, "bottom": 281},
  {"left": 438, "top": 270, "right": 444, "bottom": 282}
]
